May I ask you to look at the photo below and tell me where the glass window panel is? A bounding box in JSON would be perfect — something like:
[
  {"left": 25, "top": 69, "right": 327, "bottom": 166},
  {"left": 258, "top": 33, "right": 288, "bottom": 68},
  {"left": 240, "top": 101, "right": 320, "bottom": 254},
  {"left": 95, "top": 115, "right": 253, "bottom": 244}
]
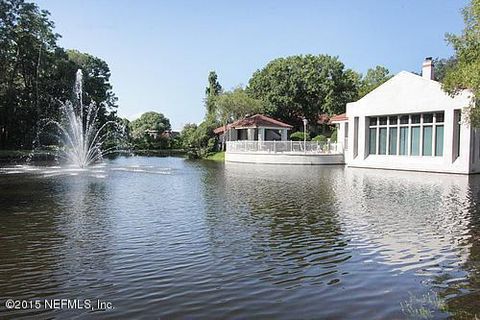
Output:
[
  {"left": 389, "top": 127, "right": 398, "bottom": 155},
  {"left": 435, "top": 125, "right": 444, "bottom": 156},
  {"left": 435, "top": 112, "right": 444, "bottom": 123},
  {"left": 423, "top": 114, "right": 433, "bottom": 123},
  {"left": 369, "top": 117, "right": 377, "bottom": 126},
  {"left": 423, "top": 126, "right": 433, "bottom": 156},
  {"left": 369, "top": 128, "right": 377, "bottom": 155},
  {"left": 379, "top": 128, "right": 387, "bottom": 154},
  {"left": 411, "top": 114, "right": 421, "bottom": 124},
  {"left": 389, "top": 116, "right": 398, "bottom": 125},
  {"left": 456, "top": 110, "right": 461, "bottom": 158},
  {"left": 379, "top": 117, "right": 387, "bottom": 125},
  {"left": 399, "top": 127, "right": 408, "bottom": 155},
  {"left": 411, "top": 126, "right": 420, "bottom": 155},
  {"left": 400, "top": 115, "right": 409, "bottom": 124}
]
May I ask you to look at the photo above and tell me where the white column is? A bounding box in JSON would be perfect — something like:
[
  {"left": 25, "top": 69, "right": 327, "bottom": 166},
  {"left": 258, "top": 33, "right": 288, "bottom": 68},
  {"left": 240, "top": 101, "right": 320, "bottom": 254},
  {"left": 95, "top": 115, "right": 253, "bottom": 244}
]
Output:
[
  {"left": 281, "top": 129, "right": 288, "bottom": 141},
  {"left": 247, "top": 128, "right": 255, "bottom": 141},
  {"left": 258, "top": 128, "right": 265, "bottom": 141}
]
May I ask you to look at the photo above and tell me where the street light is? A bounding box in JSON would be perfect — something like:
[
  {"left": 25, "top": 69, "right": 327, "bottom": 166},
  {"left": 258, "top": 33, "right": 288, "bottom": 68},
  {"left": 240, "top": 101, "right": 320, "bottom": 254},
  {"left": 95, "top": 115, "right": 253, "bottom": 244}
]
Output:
[{"left": 302, "top": 117, "right": 308, "bottom": 153}]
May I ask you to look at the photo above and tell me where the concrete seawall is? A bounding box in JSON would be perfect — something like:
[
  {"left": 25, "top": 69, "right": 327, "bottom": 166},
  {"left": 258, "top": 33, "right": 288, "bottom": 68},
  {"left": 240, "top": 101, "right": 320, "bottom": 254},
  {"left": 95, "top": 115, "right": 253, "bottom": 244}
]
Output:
[{"left": 225, "top": 152, "right": 345, "bottom": 165}]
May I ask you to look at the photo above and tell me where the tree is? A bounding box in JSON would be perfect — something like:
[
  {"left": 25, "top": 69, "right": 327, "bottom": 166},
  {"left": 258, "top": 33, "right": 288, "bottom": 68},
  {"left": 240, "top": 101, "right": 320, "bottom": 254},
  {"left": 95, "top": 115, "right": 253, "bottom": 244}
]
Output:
[
  {"left": 214, "top": 87, "right": 266, "bottom": 124},
  {"left": 179, "top": 123, "right": 198, "bottom": 148},
  {"left": 179, "top": 118, "right": 217, "bottom": 158},
  {"left": 443, "top": 0, "right": 480, "bottom": 126},
  {"left": 247, "top": 54, "right": 358, "bottom": 128},
  {"left": 205, "top": 71, "right": 222, "bottom": 116},
  {"left": 130, "top": 111, "right": 171, "bottom": 139},
  {"left": 0, "top": 0, "right": 61, "bottom": 148},
  {"left": 433, "top": 57, "right": 457, "bottom": 83},
  {"left": 0, "top": 0, "right": 120, "bottom": 150},
  {"left": 358, "top": 66, "right": 392, "bottom": 98},
  {"left": 67, "top": 49, "right": 118, "bottom": 123}
]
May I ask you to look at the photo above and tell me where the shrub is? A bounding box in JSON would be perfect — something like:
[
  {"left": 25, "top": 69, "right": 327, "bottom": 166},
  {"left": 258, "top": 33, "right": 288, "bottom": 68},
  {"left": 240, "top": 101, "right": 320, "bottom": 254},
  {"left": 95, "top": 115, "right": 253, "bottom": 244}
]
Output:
[
  {"left": 290, "top": 131, "right": 311, "bottom": 141},
  {"left": 312, "top": 134, "right": 327, "bottom": 143}
]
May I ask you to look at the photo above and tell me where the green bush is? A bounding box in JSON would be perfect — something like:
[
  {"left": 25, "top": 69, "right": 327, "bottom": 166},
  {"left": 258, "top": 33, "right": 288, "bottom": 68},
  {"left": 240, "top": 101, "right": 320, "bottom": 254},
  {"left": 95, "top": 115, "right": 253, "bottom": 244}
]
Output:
[
  {"left": 330, "top": 130, "right": 337, "bottom": 143},
  {"left": 290, "top": 131, "right": 311, "bottom": 141},
  {"left": 312, "top": 134, "right": 327, "bottom": 143}
]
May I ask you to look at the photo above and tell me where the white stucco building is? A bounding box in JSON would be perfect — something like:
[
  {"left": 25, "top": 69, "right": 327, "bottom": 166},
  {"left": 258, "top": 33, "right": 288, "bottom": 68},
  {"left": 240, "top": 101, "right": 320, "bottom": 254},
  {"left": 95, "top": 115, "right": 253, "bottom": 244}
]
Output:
[{"left": 334, "top": 58, "right": 478, "bottom": 174}]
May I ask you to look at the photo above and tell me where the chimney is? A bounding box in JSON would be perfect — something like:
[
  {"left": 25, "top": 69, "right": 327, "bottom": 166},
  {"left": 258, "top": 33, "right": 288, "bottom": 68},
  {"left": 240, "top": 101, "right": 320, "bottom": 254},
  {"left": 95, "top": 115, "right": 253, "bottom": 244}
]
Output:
[{"left": 422, "top": 57, "right": 434, "bottom": 80}]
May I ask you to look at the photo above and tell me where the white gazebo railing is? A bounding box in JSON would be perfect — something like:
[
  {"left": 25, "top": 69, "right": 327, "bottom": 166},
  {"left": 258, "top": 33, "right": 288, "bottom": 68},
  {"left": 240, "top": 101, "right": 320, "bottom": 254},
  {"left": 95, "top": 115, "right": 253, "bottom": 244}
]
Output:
[{"left": 226, "top": 141, "right": 343, "bottom": 154}]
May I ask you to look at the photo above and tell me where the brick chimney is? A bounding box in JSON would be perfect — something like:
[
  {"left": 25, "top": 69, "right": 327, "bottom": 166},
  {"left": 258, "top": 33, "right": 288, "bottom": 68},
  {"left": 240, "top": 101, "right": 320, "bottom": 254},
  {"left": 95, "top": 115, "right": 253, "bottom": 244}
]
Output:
[{"left": 422, "top": 57, "right": 434, "bottom": 80}]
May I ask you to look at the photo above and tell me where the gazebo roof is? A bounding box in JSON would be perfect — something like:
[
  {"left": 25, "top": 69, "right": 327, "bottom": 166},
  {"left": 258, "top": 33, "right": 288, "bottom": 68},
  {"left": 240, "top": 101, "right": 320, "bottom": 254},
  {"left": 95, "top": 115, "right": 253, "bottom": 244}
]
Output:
[
  {"left": 329, "top": 113, "right": 348, "bottom": 123},
  {"left": 214, "top": 114, "right": 292, "bottom": 134}
]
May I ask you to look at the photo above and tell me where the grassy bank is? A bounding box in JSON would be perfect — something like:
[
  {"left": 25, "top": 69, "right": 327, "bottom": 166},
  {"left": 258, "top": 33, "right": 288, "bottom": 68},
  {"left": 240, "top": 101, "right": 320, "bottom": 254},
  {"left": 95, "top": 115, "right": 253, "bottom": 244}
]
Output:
[{"left": 205, "top": 151, "right": 225, "bottom": 162}]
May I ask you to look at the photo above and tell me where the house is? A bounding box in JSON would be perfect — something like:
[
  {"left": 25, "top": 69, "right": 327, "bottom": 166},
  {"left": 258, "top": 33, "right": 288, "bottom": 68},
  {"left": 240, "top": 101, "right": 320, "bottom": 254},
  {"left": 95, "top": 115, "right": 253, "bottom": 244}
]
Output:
[
  {"left": 144, "top": 129, "right": 161, "bottom": 139},
  {"left": 214, "top": 114, "right": 293, "bottom": 145},
  {"left": 334, "top": 57, "right": 478, "bottom": 174}
]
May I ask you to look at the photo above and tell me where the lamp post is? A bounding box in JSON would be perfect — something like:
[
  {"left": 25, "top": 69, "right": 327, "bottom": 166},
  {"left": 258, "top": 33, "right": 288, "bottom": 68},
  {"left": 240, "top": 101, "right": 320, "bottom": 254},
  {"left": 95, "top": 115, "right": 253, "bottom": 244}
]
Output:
[{"left": 302, "top": 117, "right": 308, "bottom": 153}]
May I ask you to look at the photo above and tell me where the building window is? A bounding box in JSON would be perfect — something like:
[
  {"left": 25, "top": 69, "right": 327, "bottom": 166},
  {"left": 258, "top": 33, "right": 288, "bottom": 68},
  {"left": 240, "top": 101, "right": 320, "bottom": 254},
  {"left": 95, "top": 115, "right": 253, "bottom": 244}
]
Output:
[
  {"left": 389, "top": 127, "right": 398, "bottom": 155},
  {"left": 435, "top": 112, "right": 444, "bottom": 123},
  {"left": 455, "top": 110, "right": 461, "bottom": 159},
  {"left": 369, "top": 127, "right": 377, "bottom": 155},
  {"left": 368, "top": 113, "right": 444, "bottom": 157},
  {"left": 354, "top": 117, "right": 359, "bottom": 158},
  {"left": 344, "top": 122, "right": 349, "bottom": 151},
  {"left": 435, "top": 126, "right": 444, "bottom": 157},
  {"left": 423, "top": 113, "right": 433, "bottom": 123},
  {"left": 423, "top": 126, "right": 433, "bottom": 156},
  {"left": 399, "top": 127, "right": 408, "bottom": 155},
  {"left": 379, "top": 128, "right": 387, "bottom": 154},
  {"left": 411, "top": 126, "right": 420, "bottom": 156}
]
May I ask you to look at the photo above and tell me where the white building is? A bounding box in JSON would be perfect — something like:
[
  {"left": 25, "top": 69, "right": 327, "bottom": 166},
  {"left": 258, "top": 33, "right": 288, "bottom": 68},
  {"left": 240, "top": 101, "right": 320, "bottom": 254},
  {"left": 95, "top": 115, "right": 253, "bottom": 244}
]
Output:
[{"left": 334, "top": 58, "right": 478, "bottom": 174}]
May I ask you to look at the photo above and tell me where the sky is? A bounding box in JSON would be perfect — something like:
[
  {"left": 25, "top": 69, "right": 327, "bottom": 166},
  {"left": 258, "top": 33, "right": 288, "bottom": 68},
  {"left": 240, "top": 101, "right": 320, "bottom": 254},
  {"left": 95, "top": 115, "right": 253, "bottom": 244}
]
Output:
[{"left": 35, "top": 0, "right": 469, "bottom": 130}]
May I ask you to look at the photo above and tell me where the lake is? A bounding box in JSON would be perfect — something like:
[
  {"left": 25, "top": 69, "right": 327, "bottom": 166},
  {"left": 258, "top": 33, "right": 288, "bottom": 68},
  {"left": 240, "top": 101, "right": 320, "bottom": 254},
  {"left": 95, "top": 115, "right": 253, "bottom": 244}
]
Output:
[{"left": 0, "top": 156, "right": 479, "bottom": 319}]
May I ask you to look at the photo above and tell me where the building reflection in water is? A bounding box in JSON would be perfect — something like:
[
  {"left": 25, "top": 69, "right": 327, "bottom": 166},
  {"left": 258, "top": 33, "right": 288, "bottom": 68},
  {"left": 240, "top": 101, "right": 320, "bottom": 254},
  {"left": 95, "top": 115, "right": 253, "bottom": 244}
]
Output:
[{"left": 217, "top": 162, "right": 480, "bottom": 317}]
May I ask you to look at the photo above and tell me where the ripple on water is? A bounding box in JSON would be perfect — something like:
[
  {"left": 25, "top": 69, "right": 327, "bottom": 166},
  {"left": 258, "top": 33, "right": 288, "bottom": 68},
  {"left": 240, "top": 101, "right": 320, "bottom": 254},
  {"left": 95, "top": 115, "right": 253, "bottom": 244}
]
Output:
[{"left": 0, "top": 158, "right": 480, "bottom": 319}]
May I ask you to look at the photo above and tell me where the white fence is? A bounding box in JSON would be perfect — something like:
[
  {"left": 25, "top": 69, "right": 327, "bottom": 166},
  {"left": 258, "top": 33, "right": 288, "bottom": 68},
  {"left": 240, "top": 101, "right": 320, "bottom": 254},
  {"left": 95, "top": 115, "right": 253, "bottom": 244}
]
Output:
[{"left": 226, "top": 141, "right": 343, "bottom": 154}]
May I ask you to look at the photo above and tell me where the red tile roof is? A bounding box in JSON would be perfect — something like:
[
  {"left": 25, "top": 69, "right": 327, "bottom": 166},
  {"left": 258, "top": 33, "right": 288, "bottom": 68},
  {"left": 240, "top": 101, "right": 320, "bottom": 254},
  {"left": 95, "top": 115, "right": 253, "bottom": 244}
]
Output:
[
  {"left": 329, "top": 113, "right": 348, "bottom": 123},
  {"left": 214, "top": 114, "right": 292, "bottom": 134}
]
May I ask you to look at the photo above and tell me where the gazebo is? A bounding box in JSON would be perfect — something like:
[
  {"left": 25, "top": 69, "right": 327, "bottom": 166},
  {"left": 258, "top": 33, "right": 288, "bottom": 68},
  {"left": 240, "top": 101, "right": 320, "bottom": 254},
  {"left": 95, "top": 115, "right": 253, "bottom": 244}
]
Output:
[{"left": 214, "top": 114, "right": 293, "bottom": 148}]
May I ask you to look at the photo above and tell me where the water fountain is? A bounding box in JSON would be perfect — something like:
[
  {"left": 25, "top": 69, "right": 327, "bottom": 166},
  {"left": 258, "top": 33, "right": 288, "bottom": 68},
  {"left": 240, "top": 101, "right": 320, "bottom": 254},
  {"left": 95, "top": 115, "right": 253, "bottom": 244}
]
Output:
[
  {"left": 38, "top": 69, "right": 125, "bottom": 167},
  {"left": 1, "top": 70, "right": 173, "bottom": 178}
]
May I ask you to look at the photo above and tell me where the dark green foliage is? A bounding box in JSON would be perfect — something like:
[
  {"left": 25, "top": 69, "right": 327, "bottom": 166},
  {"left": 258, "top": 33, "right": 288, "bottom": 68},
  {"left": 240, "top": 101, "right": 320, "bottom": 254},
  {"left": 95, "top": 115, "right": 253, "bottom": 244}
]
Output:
[
  {"left": 180, "top": 119, "right": 218, "bottom": 159},
  {"left": 358, "top": 66, "right": 392, "bottom": 98},
  {"left": 290, "top": 131, "right": 311, "bottom": 141},
  {"left": 247, "top": 54, "right": 359, "bottom": 128},
  {"left": 0, "top": 0, "right": 119, "bottom": 149},
  {"left": 205, "top": 71, "right": 222, "bottom": 116},
  {"left": 129, "top": 112, "right": 172, "bottom": 150},
  {"left": 443, "top": 0, "right": 480, "bottom": 127},
  {"left": 178, "top": 71, "right": 225, "bottom": 159},
  {"left": 214, "top": 87, "right": 266, "bottom": 123},
  {"left": 433, "top": 57, "right": 457, "bottom": 83}
]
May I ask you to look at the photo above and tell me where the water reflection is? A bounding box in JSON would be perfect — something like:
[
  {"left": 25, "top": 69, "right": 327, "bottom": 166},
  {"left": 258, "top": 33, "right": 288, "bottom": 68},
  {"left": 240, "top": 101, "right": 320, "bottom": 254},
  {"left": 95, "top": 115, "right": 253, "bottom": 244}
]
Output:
[{"left": 1, "top": 158, "right": 480, "bottom": 319}]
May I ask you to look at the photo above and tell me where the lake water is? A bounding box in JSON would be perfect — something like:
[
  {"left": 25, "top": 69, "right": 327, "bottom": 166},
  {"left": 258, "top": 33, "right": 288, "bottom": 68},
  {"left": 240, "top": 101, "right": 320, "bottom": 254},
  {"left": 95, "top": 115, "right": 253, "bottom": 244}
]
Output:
[{"left": 0, "top": 156, "right": 479, "bottom": 319}]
